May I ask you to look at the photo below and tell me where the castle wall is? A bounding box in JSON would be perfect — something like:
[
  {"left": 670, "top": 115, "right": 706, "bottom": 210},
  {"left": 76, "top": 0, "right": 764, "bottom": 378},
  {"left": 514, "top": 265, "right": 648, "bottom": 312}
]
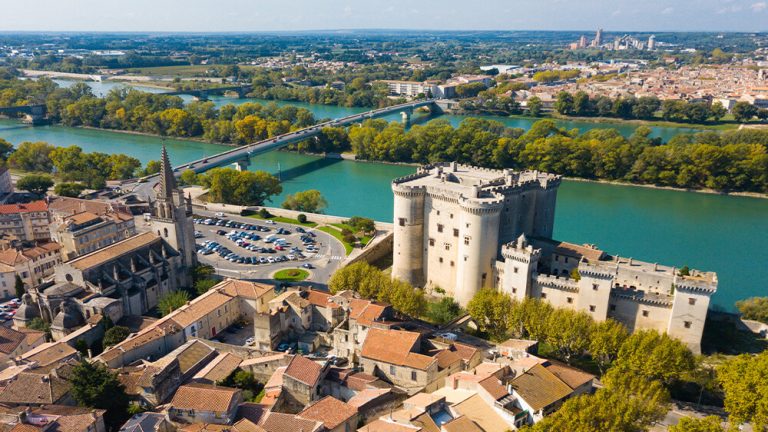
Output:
[
  {"left": 668, "top": 287, "right": 712, "bottom": 354},
  {"left": 392, "top": 185, "right": 425, "bottom": 287},
  {"left": 454, "top": 200, "right": 501, "bottom": 306},
  {"left": 607, "top": 295, "right": 672, "bottom": 335}
]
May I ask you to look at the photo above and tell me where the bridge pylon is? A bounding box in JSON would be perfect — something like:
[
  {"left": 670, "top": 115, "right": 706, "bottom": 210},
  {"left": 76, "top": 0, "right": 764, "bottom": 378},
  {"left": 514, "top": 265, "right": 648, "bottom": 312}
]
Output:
[{"left": 233, "top": 158, "right": 251, "bottom": 172}]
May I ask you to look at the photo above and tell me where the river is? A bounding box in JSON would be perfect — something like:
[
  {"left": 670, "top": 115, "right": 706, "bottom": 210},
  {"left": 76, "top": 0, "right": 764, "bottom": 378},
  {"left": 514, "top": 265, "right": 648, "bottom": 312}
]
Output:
[{"left": 0, "top": 80, "right": 764, "bottom": 311}]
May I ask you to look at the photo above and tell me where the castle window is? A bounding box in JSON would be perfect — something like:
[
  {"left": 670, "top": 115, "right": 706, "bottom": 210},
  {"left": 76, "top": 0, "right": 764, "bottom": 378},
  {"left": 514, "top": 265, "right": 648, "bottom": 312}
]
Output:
[
  {"left": 450, "top": 213, "right": 454, "bottom": 219},
  {"left": 514, "top": 267, "right": 519, "bottom": 274},
  {"left": 464, "top": 236, "right": 470, "bottom": 245},
  {"left": 398, "top": 218, "right": 405, "bottom": 226},
  {"left": 437, "top": 224, "right": 444, "bottom": 233},
  {"left": 610, "top": 304, "right": 616, "bottom": 311},
  {"left": 684, "top": 321, "right": 692, "bottom": 329},
  {"left": 688, "top": 298, "right": 696, "bottom": 305},
  {"left": 429, "top": 239, "right": 435, "bottom": 246},
  {"left": 453, "top": 228, "right": 459, "bottom": 237},
  {"left": 642, "top": 310, "right": 649, "bottom": 317},
  {"left": 482, "top": 273, "right": 487, "bottom": 284},
  {"left": 450, "top": 261, "right": 454, "bottom": 267},
  {"left": 436, "top": 210, "right": 440, "bottom": 215},
  {"left": 512, "top": 288, "right": 517, "bottom": 294},
  {"left": 541, "top": 293, "right": 547, "bottom": 299},
  {"left": 589, "top": 305, "right": 596, "bottom": 312},
  {"left": 439, "top": 257, "right": 443, "bottom": 263},
  {"left": 567, "top": 297, "right": 573, "bottom": 304},
  {"left": 593, "top": 284, "right": 599, "bottom": 291},
  {"left": 444, "top": 244, "right": 450, "bottom": 251},
  {"left": 464, "top": 256, "right": 468, "bottom": 262}
]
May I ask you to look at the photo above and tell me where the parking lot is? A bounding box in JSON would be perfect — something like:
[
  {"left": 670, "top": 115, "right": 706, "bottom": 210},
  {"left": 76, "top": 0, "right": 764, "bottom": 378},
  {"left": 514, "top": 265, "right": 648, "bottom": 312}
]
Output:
[
  {"left": 193, "top": 210, "right": 346, "bottom": 286},
  {"left": 0, "top": 298, "right": 20, "bottom": 326}
]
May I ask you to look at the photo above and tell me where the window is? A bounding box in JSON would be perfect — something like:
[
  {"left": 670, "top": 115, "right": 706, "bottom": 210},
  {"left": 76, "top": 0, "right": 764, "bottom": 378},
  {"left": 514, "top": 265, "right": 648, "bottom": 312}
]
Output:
[
  {"left": 555, "top": 256, "right": 559, "bottom": 262},
  {"left": 589, "top": 305, "right": 596, "bottom": 312},
  {"left": 453, "top": 228, "right": 459, "bottom": 237},
  {"left": 444, "top": 244, "right": 450, "bottom": 251},
  {"left": 439, "top": 257, "right": 443, "bottom": 263},
  {"left": 688, "top": 298, "right": 696, "bottom": 305},
  {"left": 429, "top": 238, "right": 435, "bottom": 246},
  {"left": 684, "top": 321, "right": 692, "bottom": 329},
  {"left": 390, "top": 365, "right": 396, "bottom": 375},
  {"left": 514, "top": 267, "right": 519, "bottom": 274},
  {"left": 437, "top": 224, "right": 444, "bottom": 233},
  {"left": 541, "top": 292, "right": 547, "bottom": 299},
  {"left": 592, "top": 284, "right": 599, "bottom": 291},
  {"left": 464, "top": 236, "right": 470, "bottom": 245},
  {"left": 450, "top": 261, "right": 454, "bottom": 267},
  {"left": 642, "top": 310, "right": 649, "bottom": 317},
  {"left": 610, "top": 304, "right": 616, "bottom": 311},
  {"left": 512, "top": 288, "right": 517, "bottom": 294},
  {"left": 567, "top": 297, "right": 573, "bottom": 304},
  {"left": 436, "top": 210, "right": 440, "bottom": 215},
  {"left": 398, "top": 218, "right": 405, "bottom": 227},
  {"left": 564, "top": 257, "right": 569, "bottom": 263}
]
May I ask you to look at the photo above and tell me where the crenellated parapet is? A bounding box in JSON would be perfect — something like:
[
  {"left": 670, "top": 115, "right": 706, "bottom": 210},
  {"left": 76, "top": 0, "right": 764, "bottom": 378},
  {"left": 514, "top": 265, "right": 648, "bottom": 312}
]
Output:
[
  {"left": 577, "top": 262, "right": 615, "bottom": 280},
  {"left": 459, "top": 196, "right": 504, "bottom": 215},
  {"left": 534, "top": 274, "right": 580, "bottom": 293},
  {"left": 610, "top": 288, "right": 673, "bottom": 308}
]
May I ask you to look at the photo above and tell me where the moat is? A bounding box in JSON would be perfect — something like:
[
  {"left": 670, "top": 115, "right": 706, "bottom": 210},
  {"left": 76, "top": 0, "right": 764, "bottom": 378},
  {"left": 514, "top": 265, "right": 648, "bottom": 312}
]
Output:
[{"left": 0, "top": 81, "right": 766, "bottom": 312}]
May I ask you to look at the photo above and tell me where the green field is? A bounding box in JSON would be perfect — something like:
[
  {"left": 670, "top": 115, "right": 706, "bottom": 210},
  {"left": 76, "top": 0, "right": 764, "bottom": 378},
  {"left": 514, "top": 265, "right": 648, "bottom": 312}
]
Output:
[
  {"left": 273, "top": 268, "right": 310, "bottom": 282},
  {"left": 318, "top": 226, "right": 354, "bottom": 255},
  {"left": 245, "top": 213, "right": 318, "bottom": 228},
  {"left": 124, "top": 64, "right": 259, "bottom": 77}
]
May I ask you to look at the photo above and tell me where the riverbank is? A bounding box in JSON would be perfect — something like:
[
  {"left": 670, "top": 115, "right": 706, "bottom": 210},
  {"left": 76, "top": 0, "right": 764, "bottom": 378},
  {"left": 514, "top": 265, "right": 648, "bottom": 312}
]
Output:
[{"left": 498, "top": 112, "right": 742, "bottom": 132}]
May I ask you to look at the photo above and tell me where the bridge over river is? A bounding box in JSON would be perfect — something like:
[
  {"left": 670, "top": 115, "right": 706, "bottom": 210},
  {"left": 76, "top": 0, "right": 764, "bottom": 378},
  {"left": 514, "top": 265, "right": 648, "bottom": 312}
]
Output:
[{"left": 127, "top": 98, "right": 454, "bottom": 199}]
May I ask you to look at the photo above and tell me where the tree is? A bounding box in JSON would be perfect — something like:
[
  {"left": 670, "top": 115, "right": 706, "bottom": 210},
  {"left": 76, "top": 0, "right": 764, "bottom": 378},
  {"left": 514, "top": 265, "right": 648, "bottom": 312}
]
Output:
[
  {"left": 717, "top": 351, "right": 768, "bottom": 431},
  {"left": 589, "top": 319, "right": 629, "bottom": 374},
  {"left": 328, "top": 261, "right": 388, "bottom": 298},
  {"left": 7, "top": 141, "right": 55, "bottom": 172},
  {"left": 669, "top": 416, "right": 725, "bottom": 432},
  {"left": 297, "top": 213, "right": 307, "bottom": 224},
  {"left": 0, "top": 138, "right": 14, "bottom": 161},
  {"left": 158, "top": 291, "right": 189, "bottom": 316},
  {"left": 732, "top": 102, "right": 758, "bottom": 123},
  {"left": 202, "top": 168, "right": 282, "bottom": 206},
  {"left": 466, "top": 288, "right": 512, "bottom": 341},
  {"left": 179, "top": 169, "right": 198, "bottom": 186},
  {"left": 554, "top": 91, "right": 574, "bottom": 115},
  {"left": 14, "top": 275, "right": 24, "bottom": 299},
  {"left": 142, "top": 160, "right": 162, "bottom": 176},
  {"left": 70, "top": 360, "right": 130, "bottom": 429},
  {"left": 426, "top": 297, "right": 462, "bottom": 325},
  {"left": 346, "top": 216, "right": 375, "bottom": 234},
  {"left": 545, "top": 309, "right": 593, "bottom": 363},
  {"left": 710, "top": 102, "right": 727, "bottom": 122},
  {"left": 527, "top": 96, "right": 543, "bottom": 117},
  {"left": 614, "top": 330, "right": 696, "bottom": 386},
  {"left": 735, "top": 297, "right": 768, "bottom": 324},
  {"left": 16, "top": 174, "right": 54, "bottom": 196},
  {"left": 54, "top": 182, "right": 86, "bottom": 197},
  {"left": 195, "top": 278, "right": 218, "bottom": 295},
  {"left": 103, "top": 326, "right": 131, "bottom": 347},
  {"left": 282, "top": 189, "right": 327, "bottom": 213}
]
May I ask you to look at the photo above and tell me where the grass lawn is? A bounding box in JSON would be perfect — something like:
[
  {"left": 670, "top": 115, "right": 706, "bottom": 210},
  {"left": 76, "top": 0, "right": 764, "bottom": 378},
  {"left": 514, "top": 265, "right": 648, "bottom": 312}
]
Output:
[
  {"left": 331, "top": 223, "right": 372, "bottom": 246},
  {"left": 318, "top": 226, "right": 354, "bottom": 255},
  {"left": 273, "top": 268, "right": 310, "bottom": 282},
  {"left": 245, "top": 212, "right": 318, "bottom": 228}
]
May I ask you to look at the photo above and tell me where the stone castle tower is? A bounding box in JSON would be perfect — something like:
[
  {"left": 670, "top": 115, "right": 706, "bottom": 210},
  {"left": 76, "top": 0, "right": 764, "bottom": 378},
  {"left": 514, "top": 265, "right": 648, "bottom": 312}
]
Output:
[{"left": 149, "top": 145, "right": 197, "bottom": 285}]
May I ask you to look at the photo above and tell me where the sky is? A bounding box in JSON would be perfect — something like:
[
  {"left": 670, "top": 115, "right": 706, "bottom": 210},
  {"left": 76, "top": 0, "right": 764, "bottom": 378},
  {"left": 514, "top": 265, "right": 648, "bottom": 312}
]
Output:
[{"left": 0, "top": 0, "right": 766, "bottom": 32}]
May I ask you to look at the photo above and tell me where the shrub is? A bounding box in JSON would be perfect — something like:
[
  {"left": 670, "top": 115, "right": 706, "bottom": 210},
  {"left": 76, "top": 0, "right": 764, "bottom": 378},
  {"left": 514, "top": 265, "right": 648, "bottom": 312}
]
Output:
[{"left": 297, "top": 213, "right": 307, "bottom": 223}]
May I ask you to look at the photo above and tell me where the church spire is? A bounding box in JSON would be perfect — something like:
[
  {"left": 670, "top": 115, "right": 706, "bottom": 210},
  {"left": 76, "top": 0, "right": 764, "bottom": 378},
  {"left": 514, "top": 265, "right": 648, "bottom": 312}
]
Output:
[{"left": 159, "top": 144, "right": 177, "bottom": 200}]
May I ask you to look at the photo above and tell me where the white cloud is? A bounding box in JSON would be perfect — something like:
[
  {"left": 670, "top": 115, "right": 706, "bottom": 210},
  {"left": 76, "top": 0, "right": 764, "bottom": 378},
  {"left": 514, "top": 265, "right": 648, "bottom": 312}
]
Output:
[{"left": 751, "top": 2, "right": 767, "bottom": 12}]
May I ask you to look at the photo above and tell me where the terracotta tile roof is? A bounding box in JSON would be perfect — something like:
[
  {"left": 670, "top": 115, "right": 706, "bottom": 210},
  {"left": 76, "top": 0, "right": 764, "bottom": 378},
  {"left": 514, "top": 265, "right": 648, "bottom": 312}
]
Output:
[
  {"left": 361, "top": 329, "right": 434, "bottom": 371},
  {"left": 347, "top": 388, "right": 391, "bottom": 408},
  {"left": 218, "top": 279, "right": 275, "bottom": 300},
  {"left": 298, "top": 396, "right": 357, "bottom": 429},
  {"left": 48, "top": 197, "right": 122, "bottom": 217},
  {"left": 510, "top": 363, "right": 573, "bottom": 411},
  {"left": 18, "top": 242, "right": 62, "bottom": 260},
  {"left": 434, "top": 350, "right": 461, "bottom": 370},
  {"left": 0, "top": 372, "right": 71, "bottom": 405},
  {"left": 478, "top": 375, "right": 508, "bottom": 401},
  {"left": 449, "top": 343, "right": 480, "bottom": 362},
  {"left": 284, "top": 355, "right": 323, "bottom": 387},
  {"left": 304, "top": 290, "right": 340, "bottom": 309},
  {"left": 170, "top": 383, "right": 240, "bottom": 412},
  {"left": 194, "top": 352, "right": 242, "bottom": 383},
  {"left": 175, "top": 340, "right": 216, "bottom": 374},
  {"left": 32, "top": 405, "right": 105, "bottom": 432},
  {"left": 349, "top": 299, "right": 388, "bottom": 326},
  {"left": 66, "top": 211, "right": 101, "bottom": 225},
  {"left": 451, "top": 394, "right": 511, "bottom": 432},
  {"left": 170, "top": 290, "right": 235, "bottom": 327},
  {"left": 17, "top": 328, "right": 45, "bottom": 348},
  {"left": 544, "top": 360, "right": 595, "bottom": 390},
  {"left": 20, "top": 342, "right": 78, "bottom": 368},
  {"left": 0, "top": 327, "right": 25, "bottom": 355},
  {"left": 240, "top": 353, "right": 288, "bottom": 368},
  {"left": 261, "top": 412, "right": 322, "bottom": 432},
  {"left": 0, "top": 201, "right": 47, "bottom": 214},
  {"left": 235, "top": 402, "right": 270, "bottom": 425},
  {"left": 358, "top": 419, "right": 422, "bottom": 432},
  {"left": 232, "top": 419, "right": 265, "bottom": 432},
  {"left": 67, "top": 232, "right": 159, "bottom": 270},
  {"left": 441, "top": 415, "right": 484, "bottom": 432},
  {"left": 9, "top": 425, "right": 40, "bottom": 432}
]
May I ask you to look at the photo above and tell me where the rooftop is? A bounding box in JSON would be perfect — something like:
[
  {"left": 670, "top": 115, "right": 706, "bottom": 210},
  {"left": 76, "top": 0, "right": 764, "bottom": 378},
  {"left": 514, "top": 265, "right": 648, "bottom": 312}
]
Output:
[
  {"left": 361, "top": 329, "right": 434, "bottom": 371},
  {"left": 284, "top": 355, "right": 324, "bottom": 387},
  {"left": 170, "top": 383, "right": 240, "bottom": 412},
  {"left": 510, "top": 363, "right": 573, "bottom": 411},
  {"left": 0, "top": 201, "right": 47, "bottom": 215},
  {"left": 67, "top": 232, "right": 159, "bottom": 270},
  {"left": 298, "top": 396, "right": 358, "bottom": 429}
]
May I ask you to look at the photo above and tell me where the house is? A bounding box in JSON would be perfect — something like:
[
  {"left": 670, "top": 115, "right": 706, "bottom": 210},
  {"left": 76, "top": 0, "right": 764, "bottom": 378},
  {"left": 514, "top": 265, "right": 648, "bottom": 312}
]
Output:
[
  {"left": 19, "top": 405, "right": 107, "bottom": 432},
  {"left": 0, "top": 201, "right": 51, "bottom": 242},
  {"left": 280, "top": 355, "right": 329, "bottom": 413},
  {"left": 360, "top": 329, "right": 461, "bottom": 394},
  {"left": 0, "top": 326, "right": 45, "bottom": 371},
  {"left": 119, "top": 412, "right": 175, "bottom": 432},
  {"left": 298, "top": 396, "right": 359, "bottom": 432},
  {"left": 260, "top": 412, "right": 323, "bottom": 432},
  {"left": 0, "top": 369, "right": 74, "bottom": 407},
  {"left": 0, "top": 242, "right": 63, "bottom": 291},
  {"left": 50, "top": 209, "right": 136, "bottom": 260},
  {"left": 168, "top": 383, "right": 242, "bottom": 425}
]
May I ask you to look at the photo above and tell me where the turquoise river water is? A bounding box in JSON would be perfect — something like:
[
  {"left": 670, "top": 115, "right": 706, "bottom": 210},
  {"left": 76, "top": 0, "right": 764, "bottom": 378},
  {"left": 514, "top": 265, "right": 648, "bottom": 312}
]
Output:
[{"left": 0, "top": 80, "right": 764, "bottom": 311}]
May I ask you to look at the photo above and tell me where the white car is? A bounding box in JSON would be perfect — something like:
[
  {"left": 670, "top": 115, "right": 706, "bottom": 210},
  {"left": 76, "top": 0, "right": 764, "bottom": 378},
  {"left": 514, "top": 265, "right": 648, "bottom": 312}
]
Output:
[
  {"left": 215, "top": 212, "right": 226, "bottom": 218},
  {"left": 244, "top": 337, "right": 255, "bottom": 346}
]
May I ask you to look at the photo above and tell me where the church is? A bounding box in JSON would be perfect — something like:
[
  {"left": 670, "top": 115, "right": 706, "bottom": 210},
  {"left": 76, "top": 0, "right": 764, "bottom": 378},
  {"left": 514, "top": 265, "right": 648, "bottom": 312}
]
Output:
[{"left": 14, "top": 147, "right": 198, "bottom": 340}]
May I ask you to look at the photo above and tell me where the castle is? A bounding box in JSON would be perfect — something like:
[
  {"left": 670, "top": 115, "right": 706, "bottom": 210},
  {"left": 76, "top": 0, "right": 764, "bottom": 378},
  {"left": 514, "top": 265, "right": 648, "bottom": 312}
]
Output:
[{"left": 392, "top": 163, "right": 716, "bottom": 352}]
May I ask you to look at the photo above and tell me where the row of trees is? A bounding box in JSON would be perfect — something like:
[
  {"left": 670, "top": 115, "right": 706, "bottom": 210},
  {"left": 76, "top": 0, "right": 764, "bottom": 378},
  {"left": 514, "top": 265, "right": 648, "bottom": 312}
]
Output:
[
  {"left": 328, "top": 261, "right": 427, "bottom": 318},
  {"left": 293, "top": 118, "right": 768, "bottom": 193}
]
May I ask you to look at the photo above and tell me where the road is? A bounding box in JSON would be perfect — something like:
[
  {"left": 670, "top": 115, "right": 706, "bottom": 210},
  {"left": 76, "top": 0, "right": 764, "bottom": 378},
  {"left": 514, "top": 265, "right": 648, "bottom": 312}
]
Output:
[{"left": 193, "top": 209, "right": 346, "bottom": 289}]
